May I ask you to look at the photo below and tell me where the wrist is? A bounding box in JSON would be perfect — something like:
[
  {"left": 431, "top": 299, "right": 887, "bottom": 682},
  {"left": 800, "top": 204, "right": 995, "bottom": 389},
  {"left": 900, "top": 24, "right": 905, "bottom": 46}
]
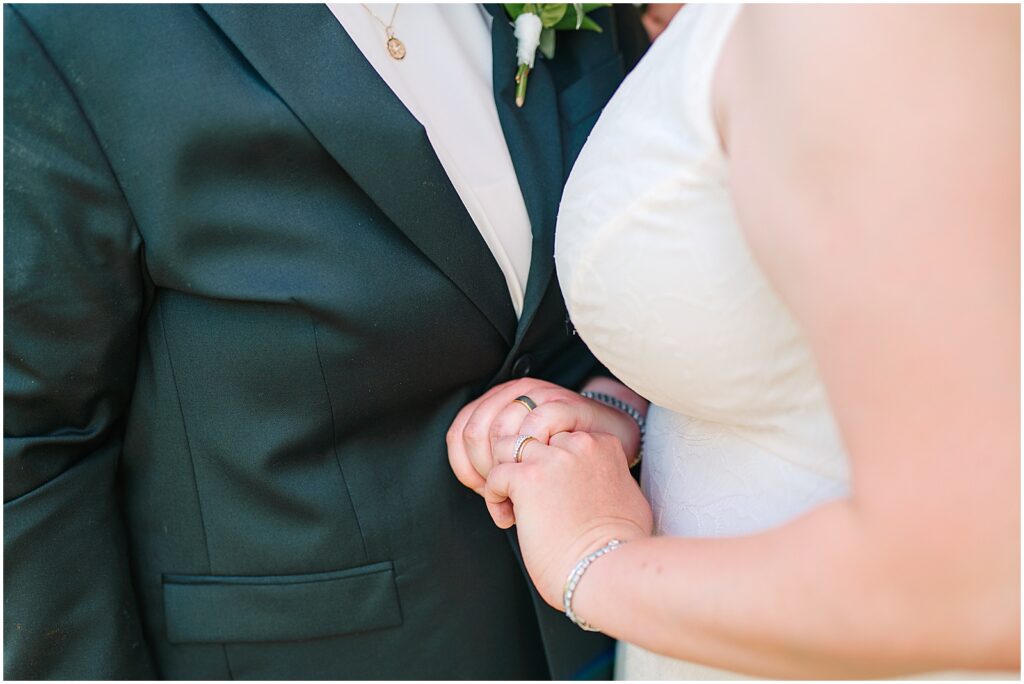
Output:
[
  {"left": 580, "top": 386, "right": 647, "bottom": 468},
  {"left": 563, "top": 538, "right": 627, "bottom": 631},
  {"left": 549, "top": 519, "right": 649, "bottom": 610},
  {"left": 581, "top": 377, "right": 649, "bottom": 418},
  {"left": 559, "top": 525, "right": 650, "bottom": 630},
  {"left": 565, "top": 535, "right": 638, "bottom": 634},
  {"left": 589, "top": 402, "right": 641, "bottom": 464}
]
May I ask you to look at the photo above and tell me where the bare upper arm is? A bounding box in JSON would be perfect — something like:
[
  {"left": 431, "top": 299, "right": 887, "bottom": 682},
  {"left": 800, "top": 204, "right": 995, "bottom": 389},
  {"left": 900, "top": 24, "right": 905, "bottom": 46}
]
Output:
[{"left": 715, "top": 3, "right": 1018, "bottom": 643}]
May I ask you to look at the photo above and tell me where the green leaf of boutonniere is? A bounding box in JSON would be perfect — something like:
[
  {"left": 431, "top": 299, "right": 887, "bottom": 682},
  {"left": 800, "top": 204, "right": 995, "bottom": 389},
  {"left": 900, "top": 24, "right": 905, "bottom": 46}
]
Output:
[
  {"left": 504, "top": 2, "right": 610, "bottom": 107},
  {"left": 538, "top": 27, "right": 556, "bottom": 60},
  {"left": 504, "top": 3, "right": 527, "bottom": 20},
  {"left": 536, "top": 3, "right": 567, "bottom": 27},
  {"left": 552, "top": 4, "right": 606, "bottom": 32}
]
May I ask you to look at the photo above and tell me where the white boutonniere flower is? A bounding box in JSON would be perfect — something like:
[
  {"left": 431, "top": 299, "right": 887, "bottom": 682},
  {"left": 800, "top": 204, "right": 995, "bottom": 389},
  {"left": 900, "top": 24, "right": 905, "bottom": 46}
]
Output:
[{"left": 504, "top": 3, "right": 610, "bottom": 107}]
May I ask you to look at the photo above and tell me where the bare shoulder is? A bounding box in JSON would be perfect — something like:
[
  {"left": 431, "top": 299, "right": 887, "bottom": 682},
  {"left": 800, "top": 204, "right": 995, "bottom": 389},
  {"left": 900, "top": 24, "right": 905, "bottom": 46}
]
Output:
[
  {"left": 719, "top": 4, "right": 1018, "bottom": 102},
  {"left": 714, "top": 3, "right": 1018, "bottom": 308},
  {"left": 718, "top": 4, "right": 1019, "bottom": 175}
]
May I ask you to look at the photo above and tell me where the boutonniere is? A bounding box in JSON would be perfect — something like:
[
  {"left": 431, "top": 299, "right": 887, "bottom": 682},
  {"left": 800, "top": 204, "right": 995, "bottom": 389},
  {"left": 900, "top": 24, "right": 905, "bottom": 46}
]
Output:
[{"left": 504, "top": 3, "right": 610, "bottom": 107}]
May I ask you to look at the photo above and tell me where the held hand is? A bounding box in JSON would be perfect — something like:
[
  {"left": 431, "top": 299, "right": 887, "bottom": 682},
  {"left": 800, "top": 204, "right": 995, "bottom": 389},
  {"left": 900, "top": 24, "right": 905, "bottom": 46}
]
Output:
[
  {"left": 484, "top": 431, "right": 654, "bottom": 609},
  {"left": 446, "top": 378, "right": 643, "bottom": 522}
]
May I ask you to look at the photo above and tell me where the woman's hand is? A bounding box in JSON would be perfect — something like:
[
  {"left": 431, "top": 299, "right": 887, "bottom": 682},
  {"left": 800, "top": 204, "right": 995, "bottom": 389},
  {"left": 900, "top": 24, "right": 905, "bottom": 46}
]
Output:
[
  {"left": 447, "top": 377, "right": 646, "bottom": 524},
  {"left": 483, "top": 431, "right": 654, "bottom": 609}
]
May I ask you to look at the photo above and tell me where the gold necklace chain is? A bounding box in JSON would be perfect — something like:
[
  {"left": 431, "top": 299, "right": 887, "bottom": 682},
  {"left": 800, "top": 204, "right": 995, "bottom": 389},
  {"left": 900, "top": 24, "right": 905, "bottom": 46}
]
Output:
[{"left": 361, "top": 4, "right": 406, "bottom": 60}]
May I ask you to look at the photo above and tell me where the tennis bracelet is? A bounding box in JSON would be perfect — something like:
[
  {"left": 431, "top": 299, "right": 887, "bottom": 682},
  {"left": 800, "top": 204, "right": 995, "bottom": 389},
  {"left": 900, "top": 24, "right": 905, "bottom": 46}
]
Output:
[{"left": 563, "top": 538, "right": 626, "bottom": 631}]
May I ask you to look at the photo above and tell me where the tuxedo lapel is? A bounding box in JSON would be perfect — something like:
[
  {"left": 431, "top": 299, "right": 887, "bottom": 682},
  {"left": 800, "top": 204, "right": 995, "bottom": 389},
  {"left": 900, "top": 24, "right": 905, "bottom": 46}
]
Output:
[
  {"left": 201, "top": 4, "right": 516, "bottom": 345},
  {"left": 485, "top": 5, "right": 565, "bottom": 343}
]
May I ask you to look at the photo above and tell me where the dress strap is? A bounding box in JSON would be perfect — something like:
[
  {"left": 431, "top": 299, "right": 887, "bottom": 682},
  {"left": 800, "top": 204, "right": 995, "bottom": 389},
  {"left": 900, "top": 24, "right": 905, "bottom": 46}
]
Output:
[{"left": 661, "top": 4, "right": 742, "bottom": 163}]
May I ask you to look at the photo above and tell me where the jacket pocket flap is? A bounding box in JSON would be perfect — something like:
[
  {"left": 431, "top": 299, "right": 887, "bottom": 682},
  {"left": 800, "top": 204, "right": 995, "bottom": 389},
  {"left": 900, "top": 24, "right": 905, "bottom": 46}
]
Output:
[{"left": 162, "top": 561, "right": 401, "bottom": 644}]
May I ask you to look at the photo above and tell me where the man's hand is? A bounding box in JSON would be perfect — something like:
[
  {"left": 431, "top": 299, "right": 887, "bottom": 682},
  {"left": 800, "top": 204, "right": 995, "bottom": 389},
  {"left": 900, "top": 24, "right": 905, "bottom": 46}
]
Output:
[{"left": 446, "top": 376, "right": 647, "bottom": 525}]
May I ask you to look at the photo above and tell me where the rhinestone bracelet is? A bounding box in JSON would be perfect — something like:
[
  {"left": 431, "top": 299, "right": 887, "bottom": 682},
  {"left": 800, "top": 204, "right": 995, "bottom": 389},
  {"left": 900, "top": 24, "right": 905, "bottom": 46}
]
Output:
[
  {"left": 580, "top": 390, "right": 645, "bottom": 468},
  {"left": 563, "top": 538, "right": 625, "bottom": 631}
]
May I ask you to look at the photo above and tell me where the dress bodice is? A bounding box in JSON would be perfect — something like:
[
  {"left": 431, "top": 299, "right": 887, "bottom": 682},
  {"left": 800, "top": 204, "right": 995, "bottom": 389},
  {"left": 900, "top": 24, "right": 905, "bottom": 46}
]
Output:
[
  {"left": 556, "top": 7, "right": 848, "bottom": 678},
  {"left": 556, "top": 4, "right": 849, "bottom": 485}
]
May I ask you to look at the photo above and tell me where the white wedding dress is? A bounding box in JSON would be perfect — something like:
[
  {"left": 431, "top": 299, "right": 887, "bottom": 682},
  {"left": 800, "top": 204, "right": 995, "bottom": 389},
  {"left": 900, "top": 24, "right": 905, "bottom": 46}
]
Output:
[{"left": 555, "top": 4, "right": 1013, "bottom": 681}]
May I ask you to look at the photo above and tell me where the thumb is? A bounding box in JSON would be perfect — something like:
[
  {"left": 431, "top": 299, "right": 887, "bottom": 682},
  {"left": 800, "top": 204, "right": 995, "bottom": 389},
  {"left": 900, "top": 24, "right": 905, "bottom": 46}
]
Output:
[
  {"left": 484, "top": 462, "right": 516, "bottom": 505},
  {"left": 484, "top": 462, "right": 520, "bottom": 529},
  {"left": 486, "top": 500, "right": 516, "bottom": 529}
]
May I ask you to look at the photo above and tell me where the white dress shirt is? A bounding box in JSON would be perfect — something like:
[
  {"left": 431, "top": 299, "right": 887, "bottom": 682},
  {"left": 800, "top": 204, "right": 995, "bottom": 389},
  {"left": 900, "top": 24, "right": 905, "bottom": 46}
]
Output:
[{"left": 327, "top": 3, "right": 533, "bottom": 317}]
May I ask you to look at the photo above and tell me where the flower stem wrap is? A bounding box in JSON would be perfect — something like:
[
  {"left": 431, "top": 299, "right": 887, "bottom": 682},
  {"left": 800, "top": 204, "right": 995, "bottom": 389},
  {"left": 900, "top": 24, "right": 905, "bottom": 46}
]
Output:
[
  {"left": 514, "top": 12, "right": 544, "bottom": 68},
  {"left": 504, "top": 3, "right": 609, "bottom": 107},
  {"left": 513, "top": 12, "right": 543, "bottom": 107}
]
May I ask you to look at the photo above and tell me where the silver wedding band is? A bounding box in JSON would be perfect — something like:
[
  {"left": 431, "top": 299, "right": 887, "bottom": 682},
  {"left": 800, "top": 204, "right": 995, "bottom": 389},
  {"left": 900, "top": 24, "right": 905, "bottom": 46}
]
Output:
[
  {"left": 513, "top": 395, "right": 537, "bottom": 412},
  {"left": 513, "top": 434, "right": 537, "bottom": 463}
]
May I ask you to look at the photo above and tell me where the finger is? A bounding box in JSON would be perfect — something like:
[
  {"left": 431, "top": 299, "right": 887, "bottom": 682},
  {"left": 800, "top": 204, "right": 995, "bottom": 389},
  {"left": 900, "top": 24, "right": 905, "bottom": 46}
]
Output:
[
  {"left": 518, "top": 399, "right": 593, "bottom": 446},
  {"left": 447, "top": 438, "right": 485, "bottom": 493},
  {"left": 483, "top": 463, "right": 516, "bottom": 529},
  {"left": 486, "top": 387, "right": 573, "bottom": 451},
  {"left": 549, "top": 431, "right": 626, "bottom": 467},
  {"left": 486, "top": 499, "right": 516, "bottom": 529},
  {"left": 448, "top": 379, "right": 561, "bottom": 491},
  {"left": 453, "top": 387, "right": 523, "bottom": 483},
  {"left": 447, "top": 379, "right": 523, "bottom": 453},
  {"left": 493, "top": 433, "right": 553, "bottom": 465},
  {"left": 487, "top": 400, "right": 533, "bottom": 448},
  {"left": 447, "top": 402, "right": 488, "bottom": 492},
  {"left": 492, "top": 434, "right": 539, "bottom": 465},
  {"left": 549, "top": 430, "right": 596, "bottom": 454},
  {"left": 461, "top": 380, "right": 552, "bottom": 477},
  {"left": 484, "top": 461, "right": 518, "bottom": 504}
]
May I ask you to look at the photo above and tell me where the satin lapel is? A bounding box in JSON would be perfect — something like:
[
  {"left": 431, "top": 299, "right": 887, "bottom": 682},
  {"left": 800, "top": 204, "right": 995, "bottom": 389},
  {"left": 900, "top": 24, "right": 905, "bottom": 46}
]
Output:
[
  {"left": 201, "top": 4, "right": 516, "bottom": 345},
  {"left": 486, "top": 5, "right": 565, "bottom": 343}
]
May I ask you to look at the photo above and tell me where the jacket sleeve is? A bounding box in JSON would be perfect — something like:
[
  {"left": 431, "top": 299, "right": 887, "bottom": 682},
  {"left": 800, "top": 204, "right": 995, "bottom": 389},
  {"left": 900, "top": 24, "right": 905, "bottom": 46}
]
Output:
[{"left": 3, "top": 6, "right": 156, "bottom": 679}]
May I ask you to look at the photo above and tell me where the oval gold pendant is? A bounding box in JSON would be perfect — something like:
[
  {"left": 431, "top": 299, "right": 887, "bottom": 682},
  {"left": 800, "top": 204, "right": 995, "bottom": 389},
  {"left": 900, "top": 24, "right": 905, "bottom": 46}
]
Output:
[{"left": 386, "top": 37, "right": 406, "bottom": 60}]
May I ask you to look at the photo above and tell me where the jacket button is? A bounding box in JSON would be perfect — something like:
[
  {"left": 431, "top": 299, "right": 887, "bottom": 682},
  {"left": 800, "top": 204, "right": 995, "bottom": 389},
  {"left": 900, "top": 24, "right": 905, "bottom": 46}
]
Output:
[{"left": 512, "top": 355, "right": 533, "bottom": 378}]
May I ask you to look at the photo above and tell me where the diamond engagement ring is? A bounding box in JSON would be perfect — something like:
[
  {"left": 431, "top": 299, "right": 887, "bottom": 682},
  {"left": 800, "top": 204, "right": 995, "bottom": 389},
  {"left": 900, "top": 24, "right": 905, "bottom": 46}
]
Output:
[{"left": 512, "top": 434, "right": 537, "bottom": 463}]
